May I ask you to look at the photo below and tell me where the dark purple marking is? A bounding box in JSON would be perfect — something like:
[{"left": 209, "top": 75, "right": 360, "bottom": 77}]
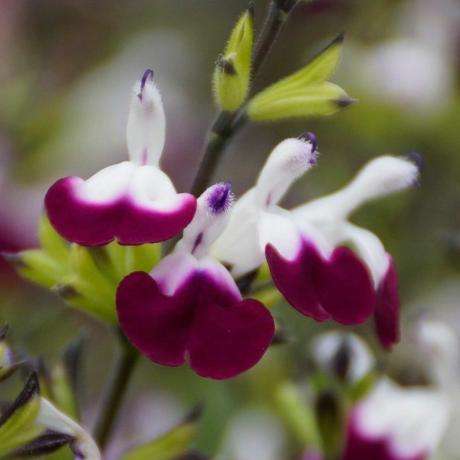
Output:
[
  {"left": 138, "top": 69, "right": 154, "bottom": 100},
  {"left": 116, "top": 270, "right": 274, "bottom": 379},
  {"left": 45, "top": 176, "right": 197, "bottom": 246},
  {"left": 207, "top": 182, "right": 234, "bottom": 215},
  {"left": 406, "top": 152, "right": 424, "bottom": 173},
  {"left": 192, "top": 232, "right": 203, "bottom": 255},
  {"left": 297, "top": 131, "right": 318, "bottom": 153}
]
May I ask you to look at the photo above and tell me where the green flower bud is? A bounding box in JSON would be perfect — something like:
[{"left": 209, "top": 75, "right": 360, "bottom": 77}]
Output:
[
  {"left": 213, "top": 4, "right": 254, "bottom": 111},
  {"left": 247, "top": 33, "right": 356, "bottom": 121}
]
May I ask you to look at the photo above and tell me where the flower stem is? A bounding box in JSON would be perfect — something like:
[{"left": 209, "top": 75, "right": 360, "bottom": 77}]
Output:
[
  {"left": 94, "top": 330, "right": 139, "bottom": 450},
  {"left": 190, "top": 0, "right": 299, "bottom": 196}
]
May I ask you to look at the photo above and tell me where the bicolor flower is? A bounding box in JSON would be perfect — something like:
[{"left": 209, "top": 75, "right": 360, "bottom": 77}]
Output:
[
  {"left": 45, "top": 69, "right": 196, "bottom": 246},
  {"left": 213, "top": 136, "right": 421, "bottom": 348},
  {"left": 342, "top": 378, "right": 449, "bottom": 460},
  {"left": 116, "top": 183, "right": 275, "bottom": 380},
  {"left": 311, "top": 331, "right": 375, "bottom": 384}
]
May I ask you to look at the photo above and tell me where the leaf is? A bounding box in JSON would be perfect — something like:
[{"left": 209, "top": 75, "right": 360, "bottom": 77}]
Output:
[
  {"left": 276, "top": 382, "right": 321, "bottom": 449},
  {"left": 213, "top": 5, "right": 254, "bottom": 111},
  {"left": 247, "top": 34, "right": 355, "bottom": 121},
  {"left": 349, "top": 371, "right": 376, "bottom": 403},
  {"left": 5, "top": 431, "right": 73, "bottom": 459},
  {"left": 8, "top": 215, "right": 162, "bottom": 324},
  {"left": 248, "top": 82, "right": 352, "bottom": 121},
  {"left": 0, "top": 374, "right": 43, "bottom": 456},
  {"left": 122, "top": 406, "right": 203, "bottom": 460}
]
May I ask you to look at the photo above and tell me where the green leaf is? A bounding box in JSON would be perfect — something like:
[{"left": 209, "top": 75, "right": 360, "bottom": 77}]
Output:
[
  {"left": 213, "top": 5, "right": 254, "bottom": 111},
  {"left": 349, "top": 371, "right": 377, "bottom": 403},
  {"left": 8, "top": 215, "right": 162, "bottom": 324},
  {"left": 247, "top": 34, "right": 355, "bottom": 121},
  {"left": 0, "top": 375, "right": 43, "bottom": 456},
  {"left": 276, "top": 382, "right": 321, "bottom": 450},
  {"left": 314, "top": 390, "right": 345, "bottom": 458},
  {"left": 122, "top": 407, "right": 202, "bottom": 460},
  {"left": 248, "top": 82, "right": 352, "bottom": 121}
]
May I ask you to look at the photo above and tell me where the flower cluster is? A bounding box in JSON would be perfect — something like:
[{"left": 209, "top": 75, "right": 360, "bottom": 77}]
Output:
[{"left": 42, "top": 69, "right": 421, "bottom": 379}]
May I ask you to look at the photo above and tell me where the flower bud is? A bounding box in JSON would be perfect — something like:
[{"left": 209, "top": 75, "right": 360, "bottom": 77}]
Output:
[
  {"left": 247, "top": 33, "right": 354, "bottom": 121},
  {"left": 213, "top": 5, "right": 254, "bottom": 111}
]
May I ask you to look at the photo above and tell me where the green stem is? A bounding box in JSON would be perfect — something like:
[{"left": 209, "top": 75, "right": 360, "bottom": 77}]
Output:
[
  {"left": 190, "top": 0, "right": 298, "bottom": 196},
  {"left": 94, "top": 331, "right": 139, "bottom": 450}
]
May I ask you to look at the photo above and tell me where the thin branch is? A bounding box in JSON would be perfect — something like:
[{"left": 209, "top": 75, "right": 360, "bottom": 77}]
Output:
[
  {"left": 190, "top": 0, "right": 299, "bottom": 196},
  {"left": 94, "top": 332, "right": 139, "bottom": 450}
]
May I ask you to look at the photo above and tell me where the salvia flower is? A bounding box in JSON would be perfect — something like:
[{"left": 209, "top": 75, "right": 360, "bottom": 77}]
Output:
[
  {"left": 311, "top": 331, "right": 375, "bottom": 384},
  {"left": 45, "top": 69, "right": 196, "bottom": 246},
  {"left": 116, "top": 183, "right": 275, "bottom": 380},
  {"left": 213, "top": 136, "right": 421, "bottom": 348},
  {"left": 342, "top": 378, "right": 449, "bottom": 460}
]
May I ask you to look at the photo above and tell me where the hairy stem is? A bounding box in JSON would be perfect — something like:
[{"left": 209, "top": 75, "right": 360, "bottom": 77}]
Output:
[
  {"left": 190, "top": 0, "right": 298, "bottom": 196},
  {"left": 94, "top": 331, "right": 139, "bottom": 450}
]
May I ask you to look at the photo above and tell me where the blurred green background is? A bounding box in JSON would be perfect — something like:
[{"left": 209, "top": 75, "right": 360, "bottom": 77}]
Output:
[{"left": 0, "top": 0, "right": 459, "bottom": 458}]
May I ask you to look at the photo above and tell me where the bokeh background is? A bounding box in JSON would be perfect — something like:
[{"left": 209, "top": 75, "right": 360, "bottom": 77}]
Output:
[{"left": 1, "top": 0, "right": 460, "bottom": 458}]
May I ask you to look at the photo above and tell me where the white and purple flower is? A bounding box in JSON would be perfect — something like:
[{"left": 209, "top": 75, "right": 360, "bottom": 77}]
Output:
[
  {"left": 116, "top": 183, "right": 275, "bottom": 380},
  {"left": 213, "top": 135, "right": 421, "bottom": 348},
  {"left": 45, "top": 69, "right": 196, "bottom": 246},
  {"left": 342, "top": 378, "right": 449, "bottom": 460}
]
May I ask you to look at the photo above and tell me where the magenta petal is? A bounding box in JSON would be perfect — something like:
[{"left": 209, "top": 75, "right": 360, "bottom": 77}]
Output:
[
  {"left": 117, "top": 269, "right": 274, "bottom": 379},
  {"left": 45, "top": 177, "right": 196, "bottom": 246},
  {"left": 265, "top": 242, "right": 330, "bottom": 321},
  {"left": 342, "top": 413, "right": 425, "bottom": 460},
  {"left": 316, "top": 247, "right": 376, "bottom": 325},
  {"left": 116, "top": 272, "right": 192, "bottom": 366},
  {"left": 118, "top": 194, "right": 196, "bottom": 245},
  {"left": 189, "top": 298, "right": 275, "bottom": 380},
  {"left": 46, "top": 177, "right": 119, "bottom": 246},
  {"left": 374, "top": 259, "right": 400, "bottom": 349}
]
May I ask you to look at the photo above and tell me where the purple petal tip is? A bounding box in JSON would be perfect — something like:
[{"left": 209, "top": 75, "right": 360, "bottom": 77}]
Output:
[
  {"left": 138, "top": 69, "right": 154, "bottom": 100},
  {"left": 297, "top": 131, "right": 318, "bottom": 165},
  {"left": 298, "top": 132, "right": 317, "bottom": 150},
  {"left": 207, "top": 182, "right": 234, "bottom": 215},
  {"left": 406, "top": 151, "right": 424, "bottom": 172}
]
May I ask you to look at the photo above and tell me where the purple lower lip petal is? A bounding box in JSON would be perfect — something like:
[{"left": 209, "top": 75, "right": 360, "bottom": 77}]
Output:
[
  {"left": 116, "top": 267, "right": 274, "bottom": 380},
  {"left": 266, "top": 240, "right": 378, "bottom": 326},
  {"left": 45, "top": 176, "right": 196, "bottom": 246},
  {"left": 374, "top": 258, "right": 400, "bottom": 349}
]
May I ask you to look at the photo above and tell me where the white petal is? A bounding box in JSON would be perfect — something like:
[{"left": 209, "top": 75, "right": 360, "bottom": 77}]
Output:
[
  {"left": 221, "top": 408, "right": 286, "bottom": 460},
  {"left": 181, "top": 183, "right": 234, "bottom": 258},
  {"left": 129, "top": 164, "right": 184, "bottom": 210},
  {"left": 151, "top": 249, "right": 197, "bottom": 296},
  {"left": 38, "top": 398, "right": 101, "bottom": 460},
  {"left": 258, "top": 210, "right": 303, "bottom": 261},
  {"left": 152, "top": 248, "right": 241, "bottom": 300},
  {"left": 311, "top": 331, "right": 375, "bottom": 383},
  {"left": 294, "top": 155, "right": 420, "bottom": 220},
  {"left": 414, "top": 319, "right": 460, "bottom": 389},
  {"left": 76, "top": 161, "right": 135, "bottom": 202},
  {"left": 356, "top": 378, "right": 449, "bottom": 458},
  {"left": 254, "top": 137, "right": 318, "bottom": 208},
  {"left": 341, "top": 223, "right": 390, "bottom": 286},
  {"left": 211, "top": 189, "right": 265, "bottom": 276},
  {"left": 126, "top": 70, "right": 166, "bottom": 166}
]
